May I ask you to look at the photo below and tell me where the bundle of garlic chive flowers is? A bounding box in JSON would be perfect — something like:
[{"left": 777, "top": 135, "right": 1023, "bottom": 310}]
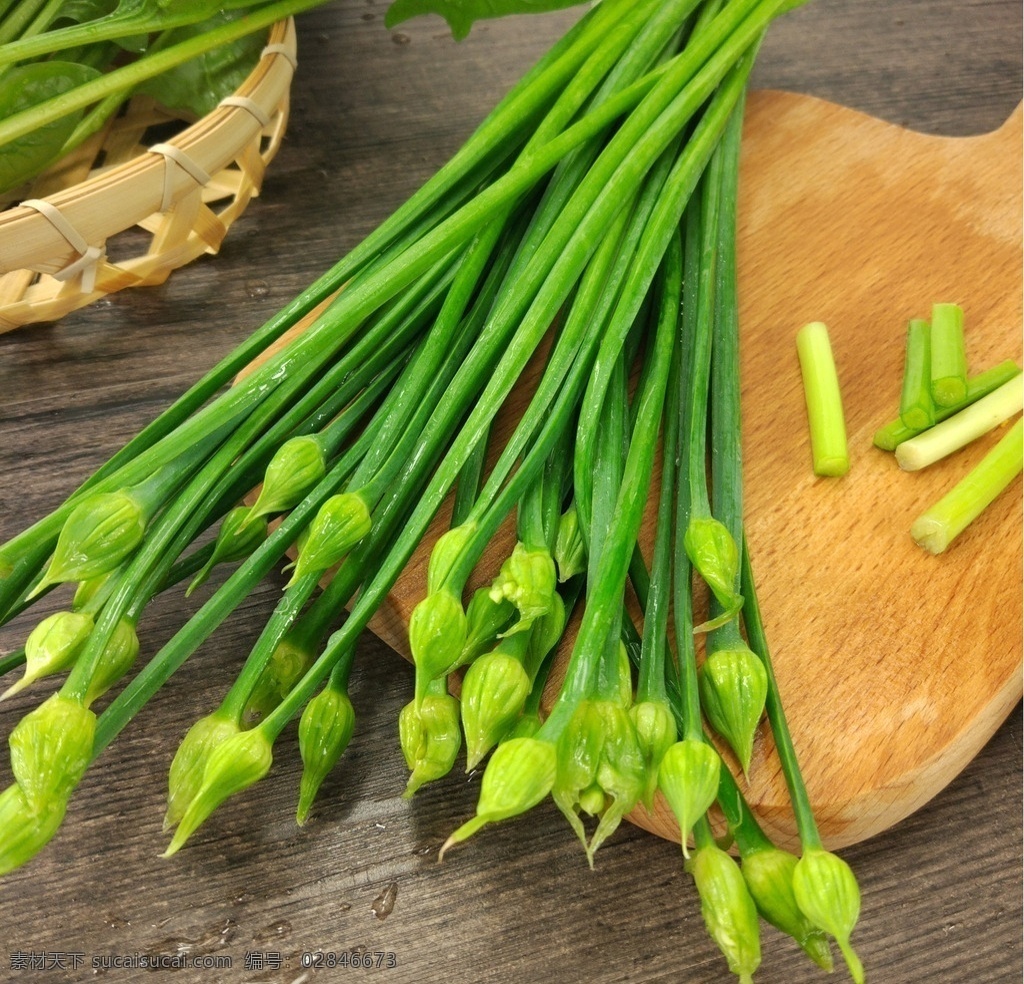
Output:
[{"left": 0, "top": 1, "right": 864, "bottom": 980}]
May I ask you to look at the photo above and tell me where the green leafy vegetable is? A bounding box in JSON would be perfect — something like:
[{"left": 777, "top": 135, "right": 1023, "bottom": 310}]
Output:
[
  {"left": 136, "top": 9, "right": 268, "bottom": 118},
  {"left": 385, "top": 0, "right": 587, "bottom": 41},
  {"left": 0, "top": 60, "right": 100, "bottom": 192}
]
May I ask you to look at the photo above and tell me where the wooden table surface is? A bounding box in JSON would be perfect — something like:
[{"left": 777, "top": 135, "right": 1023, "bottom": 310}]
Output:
[{"left": 0, "top": 2, "right": 1020, "bottom": 982}]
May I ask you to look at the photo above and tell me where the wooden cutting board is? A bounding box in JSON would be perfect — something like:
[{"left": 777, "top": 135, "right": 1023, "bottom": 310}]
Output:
[{"left": 267, "top": 90, "right": 1023, "bottom": 850}]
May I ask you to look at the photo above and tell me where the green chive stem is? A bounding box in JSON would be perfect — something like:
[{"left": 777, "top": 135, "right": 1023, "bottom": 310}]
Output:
[
  {"left": 895, "top": 375, "right": 1023, "bottom": 471},
  {"left": 899, "top": 319, "right": 936, "bottom": 431},
  {"left": 795, "top": 321, "right": 849, "bottom": 477},
  {"left": 929, "top": 302, "right": 969, "bottom": 408},
  {"left": 910, "top": 417, "right": 1023, "bottom": 554}
]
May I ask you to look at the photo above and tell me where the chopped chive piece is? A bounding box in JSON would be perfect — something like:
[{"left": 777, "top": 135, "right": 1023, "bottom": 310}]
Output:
[
  {"left": 910, "top": 417, "right": 1023, "bottom": 554},
  {"left": 895, "top": 375, "right": 1023, "bottom": 471},
  {"left": 874, "top": 360, "right": 1022, "bottom": 450},
  {"left": 929, "top": 302, "right": 968, "bottom": 408},
  {"left": 795, "top": 321, "right": 849, "bottom": 477},
  {"left": 899, "top": 319, "right": 935, "bottom": 431}
]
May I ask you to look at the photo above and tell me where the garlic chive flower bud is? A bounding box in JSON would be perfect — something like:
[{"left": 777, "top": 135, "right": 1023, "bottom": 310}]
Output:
[
  {"left": 510, "top": 710, "right": 541, "bottom": 740},
  {"left": 426, "top": 523, "right": 476, "bottom": 594},
  {"left": 441, "top": 736, "right": 556, "bottom": 858},
  {"left": 462, "top": 586, "right": 516, "bottom": 663},
  {"left": 72, "top": 568, "right": 117, "bottom": 611},
  {"left": 36, "top": 490, "right": 147, "bottom": 594},
  {"left": 399, "top": 691, "right": 461, "bottom": 797},
  {"left": 288, "top": 492, "right": 372, "bottom": 585},
  {"left": 408, "top": 589, "right": 468, "bottom": 698},
  {"left": 629, "top": 699, "right": 677, "bottom": 812},
  {"left": 585, "top": 700, "right": 645, "bottom": 865},
  {"left": 742, "top": 846, "right": 833, "bottom": 971},
  {"left": 683, "top": 516, "right": 742, "bottom": 623},
  {"left": 2, "top": 610, "right": 93, "bottom": 700},
  {"left": 525, "top": 592, "right": 566, "bottom": 674},
  {"left": 554, "top": 505, "right": 586, "bottom": 582},
  {"left": 657, "top": 739, "right": 721, "bottom": 858},
  {"left": 698, "top": 645, "right": 767, "bottom": 775},
  {"left": 488, "top": 543, "right": 557, "bottom": 631},
  {"left": 793, "top": 847, "right": 865, "bottom": 984},
  {"left": 0, "top": 783, "right": 67, "bottom": 876},
  {"left": 612, "top": 641, "right": 633, "bottom": 709},
  {"left": 83, "top": 617, "right": 140, "bottom": 706},
  {"left": 242, "top": 635, "right": 315, "bottom": 726},
  {"left": 297, "top": 683, "right": 356, "bottom": 825},
  {"left": 188, "top": 506, "right": 268, "bottom": 596},
  {"left": 553, "top": 700, "right": 645, "bottom": 864},
  {"left": 461, "top": 652, "right": 531, "bottom": 770},
  {"left": 552, "top": 700, "right": 604, "bottom": 852},
  {"left": 9, "top": 693, "right": 96, "bottom": 810},
  {"left": 688, "top": 842, "right": 762, "bottom": 983},
  {"left": 165, "top": 710, "right": 240, "bottom": 830},
  {"left": 247, "top": 436, "right": 327, "bottom": 522},
  {"left": 163, "top": 727, "right": 274, "bottom": 857}
]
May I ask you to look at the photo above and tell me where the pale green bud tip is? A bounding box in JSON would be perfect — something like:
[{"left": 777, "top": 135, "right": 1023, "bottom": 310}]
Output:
[
  {"left": 657, "top": 739, "right": 721, "bottom": 859},
  {"left": 629, "top": 700, "right": 677, "bottom": 812},
  {"left": 290, "top": 492, "right": 372, "bottom": 583},
  {"left": 72, "top": 570, "right": 112, "bottom": 611},
  {"left": 408, "top": 590, "right": 468, "bottom": 695},
  {"left": 463, "top": 586, "right": 515, "bottom": 661},
  {"left": 242, "top": 637, "right": 315, "bottom": 727},
  {"left": 440, "top": 737, "right": 556, "bottom": 859},
  {"left": 163, "top": 728, "right": 273, "bottom": 857},
  {"left": 83, "top": 618, "right": 140, "bottom": 706},
  {"left": 793, "top": 847, "right": 864, "bottom": 984},
  {"left": 488, "top": 543, "right": 557, "bottom": 628},
  {"left": 426, "top": 523, "right": 476, "bottom": 594},
  {"left": 742, "top": 847, "right": 833, "bottom": 971},
  {"left": 525, "top": 591, "right": 566, "bottom": 670},
  {"left": 699, "top": 646, "right": 767, "bottom": 775},
  {"left": 36, "top": 491, "right": 146, "bottom": 594},
  {"left": 689, "top": 843, "right": 762, "bottom": 983},
  {"left": 9, "top": 693, "right": 96, "bottom": 810},
  {"left": 554, "top": 506, "right": 586, "bottom": 582},
  {"left": 165, "top": 711, "right": 240, "bottom": 831},
  {"left": 296, "top": 686, "right": 356, "bottom": 825},
  {"left": 461, "top": 653, "right": 531, "bottom": 770},
  {"left": 188, "top": 507, "right": 268, "bottom": 596},
  {"left": 250, "top": 436, "right": 327, "bottom": 520},
  {"left": 399, "top": 693, "right": 461, "bottom": 798},
  {"left": 3, "top": 611, "right": 94, "bottom": 699},
  {"left": 0, "top": 783, "right": 67, "bottom": 876},
  {"left": 683, "top": 517, "right": 742, "bottom": 621}
]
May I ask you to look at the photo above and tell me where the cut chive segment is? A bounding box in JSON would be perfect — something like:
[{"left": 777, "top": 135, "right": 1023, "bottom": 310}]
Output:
[
  {"left": 910, "top": 417, "right": 1023, "bottom": 554},
  {"left": 795, "top": 321, "right": 849, "bottom": 477},
  {"left": 874, "top": 359, "right": 1021, "bottom": 451},
  {"left": 929, "top": 302, "right": 968, "bottom": 408},
  {"left": 899, "top": 318, "right": 935, "bottom": 431},
  {"left": 895, "top": 374, "right": 1024, "bottom": 471}
]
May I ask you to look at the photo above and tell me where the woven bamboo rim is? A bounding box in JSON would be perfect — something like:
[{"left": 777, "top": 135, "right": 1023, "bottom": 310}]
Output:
[{"left": 0, "top": 18, "right": 297, "bottom": 333}]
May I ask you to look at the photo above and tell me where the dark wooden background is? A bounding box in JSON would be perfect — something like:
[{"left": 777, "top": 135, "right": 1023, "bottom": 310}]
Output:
[{"left": 0, "top": 2, "right": 1021, "bottom": 982}]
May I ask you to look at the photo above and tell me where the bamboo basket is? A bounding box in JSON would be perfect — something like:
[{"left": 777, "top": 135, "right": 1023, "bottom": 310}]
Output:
[{"left": 0, "top": 18, "right": 298, "bottom": 333}]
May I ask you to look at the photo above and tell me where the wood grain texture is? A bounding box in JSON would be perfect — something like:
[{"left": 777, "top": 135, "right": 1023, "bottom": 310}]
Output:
[{"left": 0, "top": 2, "right": 1020, "bottom": 983}]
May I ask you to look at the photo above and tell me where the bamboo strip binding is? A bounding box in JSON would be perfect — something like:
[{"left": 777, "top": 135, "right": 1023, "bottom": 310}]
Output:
[{"left": 0, "top": 19, "right": 297, "bottom": 333}]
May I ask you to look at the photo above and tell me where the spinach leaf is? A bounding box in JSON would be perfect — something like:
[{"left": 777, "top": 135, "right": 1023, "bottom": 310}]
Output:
[
  {"left": 384, "top": 0, "right": 586, "bottom": 41},
  {"left": 0, "top": 60, "right": 101, "bottom": 194},
  {"left": 135, "top": 9, "right": 265, "bottom": 119}
]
